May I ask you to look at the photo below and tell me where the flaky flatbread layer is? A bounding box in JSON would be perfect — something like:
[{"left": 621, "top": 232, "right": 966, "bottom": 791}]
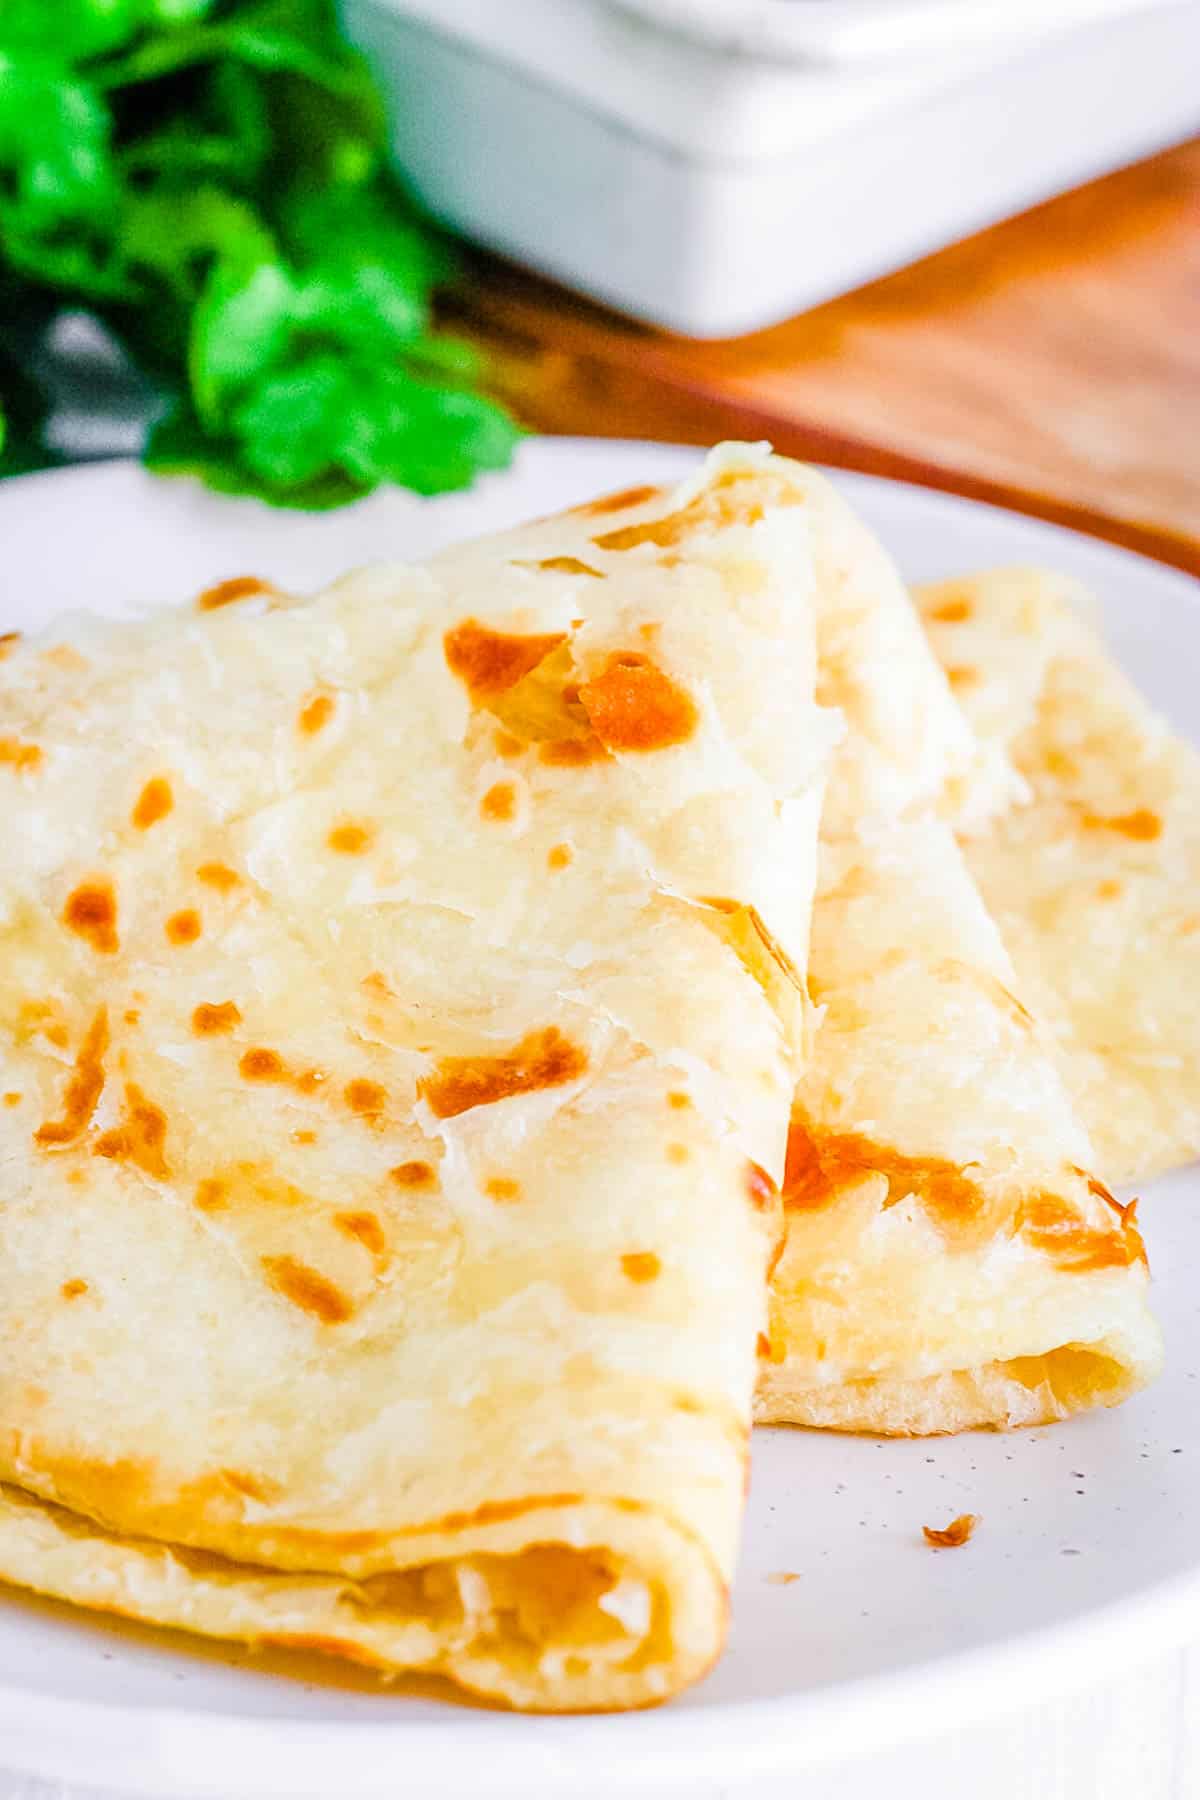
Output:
[
  {"left": 919, "top": 567, "right": 1200, "bottom": 1184},
  {"left": 0, "top": 449, "right": 828, "bottom": 1707},
  {"left": 756, "top": 539, "right": 1160, "bottom": 1434},
  {"left": 757, "top": 817, "right": 1160, "bottom": 1434},
  {"left": 403, "top": 462, "right": 1162, "bottom": 1437}
]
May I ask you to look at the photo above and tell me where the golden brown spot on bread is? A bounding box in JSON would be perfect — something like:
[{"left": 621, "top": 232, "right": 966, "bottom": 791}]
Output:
[
  {"left": 261, "top": 1255, "right": 353, "bottom": 1324},
  {"left": 196, "top": 575, "right": 272, "bottom": 612},
  {"left": 328, "top": 822, "right": 373, "bottom": 855},
  {"left": 298, "top": 693, "right": 334, "bottom": 735},
  {"left": 422, "top": 1027, "right": 587, "bottom": 1120},
  {"left": 63, "top": 880, "right": 118, "bottom": 954},
  {"left": 44, "top": 1024, "right": 68, "bottom": 1049},
  {"left": 196, "top": 862, "right": 240, "bottom": 891},
  {"left": 755, "top": 1331, "right": 772, "bottom": 1358},
  {"left": 573, "top": 482, "right": 663, "bottom": 519},
  {"left": 166, "top": 908, "right": 201, "bottom": 945},
  {"left": 1042, "top": 747, "right": 1079, "bottom": 781},
  {"left": 537, "top": 736, "right": 608, "bottom": 767},
  {"left": 220, "top": 1469, "right": 281, "bottom": 1504},
  {"left": 93, "top": 1083, "right": 169, "bottom": 1180},
  {"left": 34, "top": 1009, "right": 108, "bottom": 1146},
  {"left": 620, "top": 1251, "right": 661, "bottom": 1283},
  {"left": 667, "top": 1090, "right": 691, "bottom": 1111},
  {"left": 443, "top": 619, "right": 566, "bottom": 703},
  {"left": 928, "top": 596, "right": 973, "bottom": 624},
  {"left": 480, "top": 781, "right": 516, "bottom": 823},
  {"left": 784, "top": 1112, "right": 985, "bottom": 1229},
  {"left": 295, "top": 1068, "right": 326, "bottom": 1095},
  {"left": 123, "top": 1009, "right": 140, "bottom": 1026},
  {"left": 194, "top": 1177, "right": 228, "bottom": 1212},
  {"left": 493, "top": 730, "right": 524, "bottom": 760},
  {"left": 131, "top": 777, "right": 173, "bottom": 830},
  {"left": 0, "top": 632, "right": 19, "bottom": 659},
  {"left": 522, "top": 555, "right": 604, "bottom": 577},
  {"left": 1019, "top": 1192, "right": 1147, "bottom": 1273},
  {"left": 547, "top": 843, "right": 573, "bottom": 870},
  {"left": 292, "top": 1129, "right": 317, "bottom": 1146},
  {"left": 666, "top": 1142, "right": 690, "bottom": 1165},
  {"left": 1096, "top": 879, "right": 1123, "bottom": 900},
  {"left": 924, "top": 1515, "right": 978, "bottom": 1548},
  {"left": 334, "top": 1211, "right": 387, "bottom": 1258},
  {"left": 240, "top": 1048, "right": 285, "bottom": 1082},
  {"left": 485, "top": 1177, "right": 521, "bottom": 1202},
  {"left": 3, "top": 1092, "right": 20, "bottom": 1107},
  {"left": 745, "top": 1161, "right": 777, "bottom": 1211},
  {"left": 1082, "top": 807, "right": 1162, "bottom": 842},
  {"left": 390, "top": 1160, "right": 435, "bottom": 1188},
  {"left": 579, "top": 652, "right": 697, "bottom": 752},
  {"left": 192, "top": 1001, "right": 242, "bottom": 1036},
  {"left": 593, "top": 470, "right": 797, "bottom": 550},
  {"left": 0, "top": 737, "right": 43, "bottom": 772},
  {"left": 946, "top": 664, "right": 979, "bottom": 690},
  {"left": 344, "top": 1078, "right": 386, "bottom": 1119},
  {"left": 43, "top": 644, "right": 88, "bottom": 672},
  {"left": 60, "top": 1279, "right": 88, "bottom": 1300}
]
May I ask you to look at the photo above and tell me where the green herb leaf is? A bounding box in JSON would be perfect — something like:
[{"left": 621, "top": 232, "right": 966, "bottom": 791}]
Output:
[
  {"left": 0, "top": 57, "right": 116, "bottom": 231},
  {"left": 280, "top": 180, "right": 453, "bottom": 291},
  {"left": 119, "top": 182, "right": 274, "bottom": 301},
  {"left": 228, "top": 355, "right": 522, "bottom": 497},
  {"left": 0, "top": 0, "right": 520, "bottom": 508},
  {"left": 146, "top": 394, "right": 369, "bottom": 509},
  {"left": 118, "top": 61, "right": 271, "bottom": 183},
  {"left": 188, "top": 257, "right": 293, "bottom": 425},
  {"left": 0, "top": 1, "right": 143, "bottom": 66},
  {"left": 97, "top": 0, "right": 374, "bottom": 94}
]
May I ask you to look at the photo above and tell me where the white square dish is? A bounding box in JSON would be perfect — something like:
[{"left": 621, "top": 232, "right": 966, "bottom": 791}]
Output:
[{"left": 340, "top": 0, "right": 1200, "bottom": 335}]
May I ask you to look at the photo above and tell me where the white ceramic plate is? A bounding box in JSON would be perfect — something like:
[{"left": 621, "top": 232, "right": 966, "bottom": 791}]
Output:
[{"left": 0, "top": 440, "right": 1197, "bottom": 1800}]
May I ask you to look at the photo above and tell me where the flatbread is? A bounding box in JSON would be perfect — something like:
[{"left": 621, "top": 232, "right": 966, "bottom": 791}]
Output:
[
  {"left": 755, "top": 547, "right": 1161, "bottom": 1434},
  {"left": 917, "top": 567, "right": 1200, "bottom": 1184},
  {"left": 758, "top": 817, "right": 1161, "bottom": 1434},
  {"left": 0, "top": 450, "right": 827, "bottom": 1708},
  {"left": 414, "top": 456, "right": 1160, "bottom": 1436}
]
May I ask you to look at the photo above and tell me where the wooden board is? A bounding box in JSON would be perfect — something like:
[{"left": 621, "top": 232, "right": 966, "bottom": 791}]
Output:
[{"left": 452, "top": 138, "right": 1200, "bottom": 575}]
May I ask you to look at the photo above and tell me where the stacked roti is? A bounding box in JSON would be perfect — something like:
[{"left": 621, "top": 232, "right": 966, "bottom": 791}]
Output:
[
  {"left": 477, "top": 458, "right": 1164, "bottom": 1437},
  {"left": 0, "top": 442, "right": 1177, "bottom": 1708},
  {"left": 919, "top": 567, "right": 1200, "bottom": 1185},
  {"left": 760, "top": 519, "right": 1165, "bottom": 1434},
  {"left": 0, "top": 451, "right": 830, "bottom": 1709}
]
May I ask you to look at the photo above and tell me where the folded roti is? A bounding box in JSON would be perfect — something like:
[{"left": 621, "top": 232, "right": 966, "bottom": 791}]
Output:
[
  {"left": 0, "top": 451, "right": 827, "bottom": 1708},
  {"left": 753, "top": 530, "right": 1162, "bottom": 1435},
  {"left": 415, "top": 453, "right": 1161, "bottom": 1436},
  {"left": 917, "top": 567, "right": 1200, "bottom": 1184},
  {"left": 759, "top": 816, "right": 1162, "bottom": 1434}
]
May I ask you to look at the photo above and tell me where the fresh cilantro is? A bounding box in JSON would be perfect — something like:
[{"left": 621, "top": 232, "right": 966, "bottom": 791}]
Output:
[{"left": 0, "top": 0, "right": 520, "bottom": 504}]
